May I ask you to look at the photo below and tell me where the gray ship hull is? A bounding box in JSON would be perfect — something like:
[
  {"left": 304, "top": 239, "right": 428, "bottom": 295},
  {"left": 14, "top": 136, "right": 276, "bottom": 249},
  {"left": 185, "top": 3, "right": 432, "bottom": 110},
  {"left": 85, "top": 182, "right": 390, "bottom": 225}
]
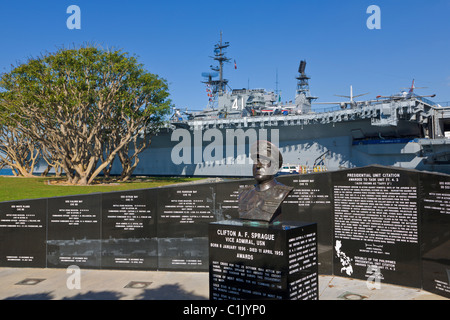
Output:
[{"left": 117, "top": 139, "right": 449, "bottom": 178}]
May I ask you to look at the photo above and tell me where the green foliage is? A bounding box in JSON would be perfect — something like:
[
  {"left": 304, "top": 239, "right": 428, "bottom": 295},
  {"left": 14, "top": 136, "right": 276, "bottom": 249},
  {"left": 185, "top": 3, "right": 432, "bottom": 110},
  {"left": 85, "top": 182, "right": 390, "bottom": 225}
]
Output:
[
  {"left": 0, "top": 45, "right": 172, "bottom": 184},
  {"left": 1, "top": 46, "right": 171, "bottom": 129}
]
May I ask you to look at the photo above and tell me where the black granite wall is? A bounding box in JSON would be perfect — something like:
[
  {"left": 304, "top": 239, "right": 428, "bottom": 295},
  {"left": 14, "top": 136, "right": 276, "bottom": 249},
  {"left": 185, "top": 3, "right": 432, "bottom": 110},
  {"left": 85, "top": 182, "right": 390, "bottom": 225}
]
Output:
[{"left": 0, "top": 165, "right": 448, "bottom": 297}]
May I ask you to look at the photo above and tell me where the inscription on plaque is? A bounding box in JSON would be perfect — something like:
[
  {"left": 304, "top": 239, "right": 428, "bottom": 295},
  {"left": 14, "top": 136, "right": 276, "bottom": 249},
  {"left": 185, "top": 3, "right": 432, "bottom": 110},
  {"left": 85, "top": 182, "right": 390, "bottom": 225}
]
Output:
[
  {"left": 279, "top": 174, "right": 333, "bottom": 274},
  {"left": 284, "top": 178, "right": 331, "bottom": 209},
  {"left": 50, "top": 199, "right": 98, "bottom": 226},
  {"left": 421, "top": 173, "right": 450, "bottom": 298},
  {"left": 47, "top": 195, "right": 101, "bottom": 268},
  {"left": 0, "top": 204, "right": 44, "bottom": 228},
  {"left": 334, "top": 181, "right": 418, "bottom": 244},
  {"left": 332, "top": 168, "right": 421, "bottom": 288},
  {"left": 105, "top": 194, "right": 152, "bottom": 231},
  {"left": 0, "top": 200, "right": 47, "bottom": 267},
  {"left": 101, "top": 190, "right": 157, "bottom": 270},
  {"left": 157, "top": 185, "right": 215, "bottom": 270},
  {"left": 161, "top": 189, "right": 214, "bottom": 224},
  {"left": 423, "top": 180, "right": 450, "bottom": 215},
  {"left": 209, "top": 221, "right": 318, "bottom": 300}
]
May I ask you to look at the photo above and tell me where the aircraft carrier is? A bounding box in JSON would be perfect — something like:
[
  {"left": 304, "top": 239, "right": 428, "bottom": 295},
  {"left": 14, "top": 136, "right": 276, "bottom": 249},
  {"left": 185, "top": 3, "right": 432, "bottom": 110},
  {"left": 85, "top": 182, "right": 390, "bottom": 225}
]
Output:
[{"left": 109, "top": 34, "right": 450, "bottom": 178}]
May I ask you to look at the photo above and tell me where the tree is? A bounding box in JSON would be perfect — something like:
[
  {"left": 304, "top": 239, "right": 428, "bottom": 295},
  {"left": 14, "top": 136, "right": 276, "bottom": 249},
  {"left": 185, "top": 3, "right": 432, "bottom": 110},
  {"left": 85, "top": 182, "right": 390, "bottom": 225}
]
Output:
[
  {"left": 0, "top": 102, "right": 41, "bottom": 177},
  {"left": 0, "top": 46, "right": 171, "bottom": 185},
  {"left": 0, "top": 119, "right": 41, "bottom": 177}
]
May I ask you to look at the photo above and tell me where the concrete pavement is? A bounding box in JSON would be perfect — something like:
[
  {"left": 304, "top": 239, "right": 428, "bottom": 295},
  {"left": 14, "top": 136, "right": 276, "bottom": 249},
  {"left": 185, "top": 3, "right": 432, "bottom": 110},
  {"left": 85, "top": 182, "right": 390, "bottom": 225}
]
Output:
[{"left": 0, "top": 267, "right": 447, "bottom": 300}]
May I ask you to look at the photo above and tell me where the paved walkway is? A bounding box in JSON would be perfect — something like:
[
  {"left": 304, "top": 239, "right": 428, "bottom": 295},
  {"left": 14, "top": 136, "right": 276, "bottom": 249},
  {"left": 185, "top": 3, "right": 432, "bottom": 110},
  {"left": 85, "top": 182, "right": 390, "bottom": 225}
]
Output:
[{"left": 0, "top": 267, "right": 447, "bottom": 300}]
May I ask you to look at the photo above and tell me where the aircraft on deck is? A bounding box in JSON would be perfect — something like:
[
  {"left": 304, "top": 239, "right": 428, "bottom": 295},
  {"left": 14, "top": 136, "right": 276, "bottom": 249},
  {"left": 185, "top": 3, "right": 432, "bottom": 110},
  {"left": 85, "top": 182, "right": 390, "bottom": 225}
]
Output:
[
  {"left": 313, "top": 85, "right": 371, "bottom": 109},
  {"left": 376, "top": 79, "right": 436, "bottom": 101}
]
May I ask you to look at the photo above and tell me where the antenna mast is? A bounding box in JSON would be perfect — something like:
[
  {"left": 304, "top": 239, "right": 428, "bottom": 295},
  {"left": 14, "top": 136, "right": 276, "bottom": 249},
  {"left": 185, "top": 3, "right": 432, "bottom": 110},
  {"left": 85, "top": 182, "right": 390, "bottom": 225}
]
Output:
[
  {"left": 211, "top": 31, "right": 231, "bottom": 94},
  {"left": 275, "top": 69, "right": 279, "bottom": 95},
  {"left": 202, "top": 32, "right": 231, "bottom": 108},
  {"left": 275, "top": 68, "right": 280, "bottom": 104}
]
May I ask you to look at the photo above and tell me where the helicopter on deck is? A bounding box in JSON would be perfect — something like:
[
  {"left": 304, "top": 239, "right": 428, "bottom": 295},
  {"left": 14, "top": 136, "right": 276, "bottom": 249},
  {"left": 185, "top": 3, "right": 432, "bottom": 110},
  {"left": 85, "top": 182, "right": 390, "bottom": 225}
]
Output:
[{"left": 376, "top": 79, "right": 436, "bottom": 101}]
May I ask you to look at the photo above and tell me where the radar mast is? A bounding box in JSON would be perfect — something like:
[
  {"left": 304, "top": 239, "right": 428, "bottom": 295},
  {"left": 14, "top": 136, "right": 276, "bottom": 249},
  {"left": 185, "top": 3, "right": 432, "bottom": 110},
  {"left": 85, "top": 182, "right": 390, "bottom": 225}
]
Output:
[
  {"left": 295, "top": 60, "right": 318, "bottom": 112},
  {"left": 202, "top": 31, "right": 231, "bottom": 109}
]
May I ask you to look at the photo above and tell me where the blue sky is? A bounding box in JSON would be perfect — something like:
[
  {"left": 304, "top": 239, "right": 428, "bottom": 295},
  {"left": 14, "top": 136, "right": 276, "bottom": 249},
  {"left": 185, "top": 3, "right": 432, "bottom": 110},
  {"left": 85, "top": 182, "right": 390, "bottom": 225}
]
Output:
[{"left": 1, "top": 0, "right": 449, "bottom": 111}]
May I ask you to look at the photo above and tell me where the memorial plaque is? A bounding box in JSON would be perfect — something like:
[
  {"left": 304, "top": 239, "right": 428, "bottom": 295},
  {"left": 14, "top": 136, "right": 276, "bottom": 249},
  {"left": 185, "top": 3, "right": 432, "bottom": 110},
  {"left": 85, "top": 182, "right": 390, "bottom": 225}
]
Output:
[
  {"left": 0, "top": 199, "right": 47, "bottom": 267},
  {"left": 157, "top": 183, "right": 218, "bottom": 238},
  {"left": 47, "top": 194, "right": 102, "bottom": 268},
  {"left": 279, "top": 173, "right": 333, "bottom": 274},
  {"left": 157, "top": 183, "right": 218, "bottom": 270},
  {"left": 209, "top": 220, "right": 318, "bottom": 300},
  {"left": 101, "top": 189, "right": 158, "bottom": 270},
  {"left": 420, "top": 172, "right": 450, "bottom": 298},
  {"left": 332, "top": 166, "right": 421, "bottom": 288}
]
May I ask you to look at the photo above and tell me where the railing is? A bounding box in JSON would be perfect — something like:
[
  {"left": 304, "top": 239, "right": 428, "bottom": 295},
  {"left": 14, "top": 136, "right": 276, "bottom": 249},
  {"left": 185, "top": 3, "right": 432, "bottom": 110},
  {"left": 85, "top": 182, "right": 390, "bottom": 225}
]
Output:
[
  {"left": 436, "top": 101, "right": 450, "bottom": 107},
  {"left": 311, "top": 105, "right": 342, "bottom": 113}
]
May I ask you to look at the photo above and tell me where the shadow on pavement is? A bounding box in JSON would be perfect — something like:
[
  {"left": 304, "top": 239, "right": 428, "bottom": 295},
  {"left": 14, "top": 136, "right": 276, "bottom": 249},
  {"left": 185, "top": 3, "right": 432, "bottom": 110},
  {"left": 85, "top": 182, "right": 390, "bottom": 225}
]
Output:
[{"left": 2, "top": 283, "right": 207, "bottom": 300}]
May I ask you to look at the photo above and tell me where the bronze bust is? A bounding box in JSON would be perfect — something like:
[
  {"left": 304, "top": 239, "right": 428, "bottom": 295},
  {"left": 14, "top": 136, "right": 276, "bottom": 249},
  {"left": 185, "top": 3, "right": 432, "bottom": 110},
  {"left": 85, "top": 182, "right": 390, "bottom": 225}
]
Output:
[{"left": 238, "top": 140, "right": 293, "bottom": 223}]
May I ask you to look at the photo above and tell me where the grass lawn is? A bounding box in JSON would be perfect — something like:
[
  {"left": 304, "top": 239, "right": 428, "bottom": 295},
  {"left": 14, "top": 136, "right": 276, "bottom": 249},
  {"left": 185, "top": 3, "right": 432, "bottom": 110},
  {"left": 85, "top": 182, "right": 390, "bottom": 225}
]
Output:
[{"left": 0, "top": 176, "right": 204, "bottom": 202}]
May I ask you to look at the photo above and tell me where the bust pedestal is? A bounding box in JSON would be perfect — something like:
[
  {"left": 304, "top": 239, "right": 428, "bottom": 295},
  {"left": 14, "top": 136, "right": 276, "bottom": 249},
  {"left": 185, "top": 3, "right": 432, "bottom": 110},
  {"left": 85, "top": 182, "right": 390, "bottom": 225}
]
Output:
[{"left": 209, "top": 220, "right": 318, "bottom": 300}]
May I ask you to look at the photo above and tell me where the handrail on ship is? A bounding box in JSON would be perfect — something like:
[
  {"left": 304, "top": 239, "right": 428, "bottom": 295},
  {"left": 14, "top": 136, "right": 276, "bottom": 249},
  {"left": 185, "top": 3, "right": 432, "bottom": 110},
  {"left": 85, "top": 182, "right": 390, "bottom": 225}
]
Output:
[
  {"left": 417, "top": 96, "right": 437, "bottom": 106},
  {"left": 311, "top": 105, "right": 342, "bottom": 113},
  {"left": 312, "top": 99, "right": 450, "bottom": 114},
  {"left": 169, "top": 98, "right": 450, "bottom": 128},
  {"left": 436, "top": 101, "right": 450, "bottom": 107}
]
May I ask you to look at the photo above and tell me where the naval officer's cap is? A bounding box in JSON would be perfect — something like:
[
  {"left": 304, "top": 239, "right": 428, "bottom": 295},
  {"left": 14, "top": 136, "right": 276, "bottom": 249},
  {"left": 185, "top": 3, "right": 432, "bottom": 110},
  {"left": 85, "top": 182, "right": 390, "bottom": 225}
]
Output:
[{"left": 250, "top": 140, "right": 283, "bottom": 169}]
